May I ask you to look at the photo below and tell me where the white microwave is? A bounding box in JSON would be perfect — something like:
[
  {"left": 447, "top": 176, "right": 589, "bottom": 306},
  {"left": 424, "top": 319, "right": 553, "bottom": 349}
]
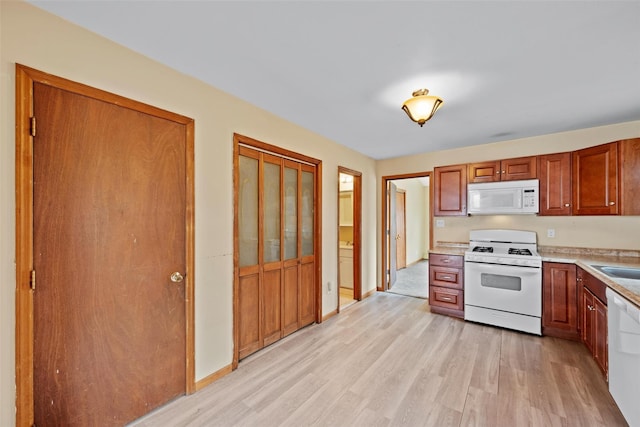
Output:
[{"left": 467, "top": 179, "right": 539, "bottom": 215}]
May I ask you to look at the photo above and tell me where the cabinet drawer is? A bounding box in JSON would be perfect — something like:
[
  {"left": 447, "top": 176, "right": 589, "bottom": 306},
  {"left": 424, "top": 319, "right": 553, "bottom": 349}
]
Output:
[
  {"left": 430, "top": 253, "right": 463, "bottom": 268},
  {"left": 430, "top": 286, "right": 464, "bottom": 311},
  {"left": 582, "top": 272, "right": 607, "bottom": 305},
  {"left": 429, "top": 265, "right": 463, "bottom": 289}
]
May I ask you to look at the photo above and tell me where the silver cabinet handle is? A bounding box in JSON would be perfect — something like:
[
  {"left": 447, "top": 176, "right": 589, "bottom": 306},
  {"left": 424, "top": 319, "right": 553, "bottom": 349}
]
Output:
[
  {"left": 564, "top": 203, "right": 570, "bottom": 207},
  {"left": 609, "top": 201, "right": 616, "bottom": 206},
  {"left": 170, "top": 272, "right": 184, "bottom": 283}
]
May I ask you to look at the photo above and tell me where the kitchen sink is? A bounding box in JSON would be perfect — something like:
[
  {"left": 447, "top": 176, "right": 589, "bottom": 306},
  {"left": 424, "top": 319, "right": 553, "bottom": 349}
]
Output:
[{"left": 592, "top": 265, "right": 640, "bottom": 281}]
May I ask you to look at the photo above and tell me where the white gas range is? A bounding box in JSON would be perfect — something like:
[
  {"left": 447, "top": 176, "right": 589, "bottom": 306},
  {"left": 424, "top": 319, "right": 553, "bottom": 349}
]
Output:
[{"left": 464, "top": 229, "right": 542, "bottom": 335}]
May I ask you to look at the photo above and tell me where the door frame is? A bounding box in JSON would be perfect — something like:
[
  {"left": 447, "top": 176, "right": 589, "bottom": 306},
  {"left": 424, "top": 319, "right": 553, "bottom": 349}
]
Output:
[
  {"left": 232, "top": 133, "right": 323, "bottom": 369},
  {"left": 14, "top": 64, "right": 196, "bottom": 426},
  {"left": 380, "top": 172, "right": 432, "bottom": 291},
  {"left": 337, "top": 166, "right": 362, "bottom": 312}
]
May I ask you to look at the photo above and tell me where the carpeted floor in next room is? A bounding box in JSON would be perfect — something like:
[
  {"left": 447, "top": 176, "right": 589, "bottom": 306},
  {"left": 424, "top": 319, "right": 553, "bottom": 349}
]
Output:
[{"left": 387, "top": 259, "right": 429, "bottom": 299}]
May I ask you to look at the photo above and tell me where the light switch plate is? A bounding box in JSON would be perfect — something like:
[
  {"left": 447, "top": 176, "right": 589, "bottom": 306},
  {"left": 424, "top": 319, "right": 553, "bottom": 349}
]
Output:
[{"left": 436, "top": 219, "right": 445, "bottom": 228}]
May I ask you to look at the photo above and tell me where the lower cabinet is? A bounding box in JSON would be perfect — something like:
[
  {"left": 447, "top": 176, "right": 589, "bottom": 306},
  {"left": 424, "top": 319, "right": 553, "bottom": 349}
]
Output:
[
  {"left": 542, "top": 265, "right": 608, "bottom": 379},
  {"left": 339, "top": 247, "right": 354, "bottom": 288},
  {"left": 542, "top": 262, "right": 579, "bottom": 340},
  {"left": 429, "top": 253, "right": 464, "bottom": 318},
  {"left": 579, "top": 267, "right": 608, "bottom": 378}
]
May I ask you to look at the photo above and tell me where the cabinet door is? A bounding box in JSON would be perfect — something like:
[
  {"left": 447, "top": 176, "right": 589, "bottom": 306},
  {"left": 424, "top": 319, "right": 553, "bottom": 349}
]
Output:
[
  {"left": 620, "top": 138, "right": 640, "bottom": 215},
  {"left": 468, "top": 161, "right": 500, "bottom": 183},
  {"left": 501, "top": 156, "right": 537, "bottom": 181},
  {"left": 582, "top": 287, "right": 595, "bottom": 354},
  {"left": 572, "top": 142, "right": 619, "bottom": 215},
  {"left": 538, "top": 153, "right": 572, "bottom": 216},
  {"left": 542, "top": 262, "right": 578, "bottom": 340},
  {"left": 594, "top": 297, "right": 608, "bottom": 377},
  {"left": 434, "top": 164, "right": 467, "bottom": 216},
  {"left": 582, "top": 286, "right": 608, "bottom": 378}
]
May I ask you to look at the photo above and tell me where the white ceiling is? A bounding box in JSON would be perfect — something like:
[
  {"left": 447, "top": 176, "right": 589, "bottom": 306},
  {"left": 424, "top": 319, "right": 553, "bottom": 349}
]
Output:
[{"left": 29, "top": 1, "right": 640, "bottom": 160}]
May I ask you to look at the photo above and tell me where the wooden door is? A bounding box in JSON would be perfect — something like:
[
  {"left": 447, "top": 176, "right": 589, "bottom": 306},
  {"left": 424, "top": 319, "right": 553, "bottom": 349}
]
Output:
[
  {"left": 388, "top": 182, "right": 397, "bottom": 288},
  {"left": 299, "top": 164, "right": 316, "bottom": 327},
  {"left": 30, "top": 81, "right": 191, "bottom": 425},
  {"left": 572, "top": 142, "right": 619, "bottom": 215},
  {"left": 263, "top": 154, "right": 284, "bottom": 345},
  {"left": 538, "top": 152, "right": 572, "bottom": 216},
  {"left": 282, "top": 160, "right": 300, "bottom": 337},
  {"left": 433, "top": 164, "right": 467, "bottom": 216},
  {"left": 235, "top": 139, "right": 318, "bottom": 361},
  {"left": 395, "top": 190, "right": 406, "bottom": 270}
]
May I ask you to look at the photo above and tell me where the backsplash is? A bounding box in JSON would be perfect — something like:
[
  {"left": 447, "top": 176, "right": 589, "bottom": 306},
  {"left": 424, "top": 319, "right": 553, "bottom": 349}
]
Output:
[{"left": 433, "top": 215, "right": 640, "bottom": 251}]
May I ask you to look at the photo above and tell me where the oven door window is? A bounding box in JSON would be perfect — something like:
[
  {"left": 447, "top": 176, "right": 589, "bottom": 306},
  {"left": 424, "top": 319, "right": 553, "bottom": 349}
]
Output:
[{"left": 480, "top": 273, "right": 522, "bottom": 291}]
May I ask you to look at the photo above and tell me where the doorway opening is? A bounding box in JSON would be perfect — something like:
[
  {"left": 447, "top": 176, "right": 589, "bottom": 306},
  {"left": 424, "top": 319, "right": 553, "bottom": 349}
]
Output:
[
  {"left": 337, "top": 167, "right": 362, "bottom": 312},
  {"left": 381, "top": 172, "right": 432, "bottom": 296}
]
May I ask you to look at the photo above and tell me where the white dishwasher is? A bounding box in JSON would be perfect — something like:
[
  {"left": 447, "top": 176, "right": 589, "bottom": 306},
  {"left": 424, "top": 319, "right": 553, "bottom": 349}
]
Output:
[{"left": 606, "top": 287, "right": 640, "bottom": 427}]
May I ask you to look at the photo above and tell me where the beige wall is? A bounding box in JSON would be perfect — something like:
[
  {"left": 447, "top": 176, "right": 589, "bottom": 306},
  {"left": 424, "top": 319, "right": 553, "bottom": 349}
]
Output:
[
  {"left": 378, "top": 121, "right": 640, "bottom": 261},
  {"left": 0, "top": 2, "right": 377, "bottom": 425}
]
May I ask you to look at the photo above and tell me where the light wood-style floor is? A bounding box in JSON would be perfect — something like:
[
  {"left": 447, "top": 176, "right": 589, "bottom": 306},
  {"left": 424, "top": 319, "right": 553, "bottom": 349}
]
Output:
[
  {"left": 130, "top": 292, "right": 628, "bottom": 427},
  {"left": 339, "top": 286, "right": 357, "bottom": 309}
]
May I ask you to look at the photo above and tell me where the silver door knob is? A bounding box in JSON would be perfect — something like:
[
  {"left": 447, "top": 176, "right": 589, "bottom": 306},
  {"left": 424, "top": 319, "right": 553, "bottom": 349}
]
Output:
[{"left": 170, "top": 272, "right": 184, "bottom": 283}]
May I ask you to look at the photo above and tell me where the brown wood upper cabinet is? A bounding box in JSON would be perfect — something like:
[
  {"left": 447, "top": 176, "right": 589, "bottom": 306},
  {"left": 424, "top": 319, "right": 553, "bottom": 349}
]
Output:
[
  {"left": 620, "top": 138, "right": 640, "bottom": 215},
  {"left": 572, "top": 138, "right": 640, "bottom": 215},
  {"left": 538, "top": 152, "right": 572, "bottom": 216},
  {"left": 468, "top": 156, "right": 537, "bottom": 183},
  {"left": 434, "top": 164, "right": 467, "bottom": 216},
  {"left": 572, "top": 142, "right": 619, "bottom": 215}
]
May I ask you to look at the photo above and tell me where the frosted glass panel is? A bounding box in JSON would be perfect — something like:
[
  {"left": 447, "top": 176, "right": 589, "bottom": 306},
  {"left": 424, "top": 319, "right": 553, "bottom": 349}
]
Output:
[
  {"left": 302, "top": 170, "right": 314, "bottom": 256},
  {"left": 284, "top": 167, "right": 298, "bottom": 260},
  {"left": 239, "top": 156, "right": 258, "bottom": 267},
  {"left": 263, "top": 162, "right": 281, "bottom": 263}
]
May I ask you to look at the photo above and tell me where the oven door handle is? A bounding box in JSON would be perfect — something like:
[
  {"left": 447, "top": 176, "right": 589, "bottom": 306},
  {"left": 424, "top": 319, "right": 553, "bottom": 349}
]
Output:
[{"left": 465, "top": 261, "right": 541, "bottom": 274}]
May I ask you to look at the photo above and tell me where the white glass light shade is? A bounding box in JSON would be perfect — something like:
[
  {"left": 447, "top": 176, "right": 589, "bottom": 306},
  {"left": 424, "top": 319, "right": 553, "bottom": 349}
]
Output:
[{"left": 401, "top": 89, "right": 443, "bottom": 127}]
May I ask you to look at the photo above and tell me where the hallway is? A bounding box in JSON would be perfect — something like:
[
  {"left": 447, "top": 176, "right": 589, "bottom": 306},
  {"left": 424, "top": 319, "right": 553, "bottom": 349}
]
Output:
[{"left": 388, "top": 259, "right": 429, "bottom": 299}]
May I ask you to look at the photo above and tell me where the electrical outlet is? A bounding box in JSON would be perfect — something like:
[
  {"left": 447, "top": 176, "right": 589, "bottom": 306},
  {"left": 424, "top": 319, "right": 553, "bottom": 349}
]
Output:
[
  {"left": 547, "top": 229, "right": 555, "bottom": 238},
  {"left": 327, "top": 281, "right": 332, "bottom": 292},
  {"left": 436, "top": 219, "right": 445, "bottom": 228}
]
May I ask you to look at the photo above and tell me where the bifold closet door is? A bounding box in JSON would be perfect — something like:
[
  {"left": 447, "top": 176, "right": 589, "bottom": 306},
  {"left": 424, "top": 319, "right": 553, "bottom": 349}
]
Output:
[{"left": 237, "top": 146, "right": 316, "bottom": 359}]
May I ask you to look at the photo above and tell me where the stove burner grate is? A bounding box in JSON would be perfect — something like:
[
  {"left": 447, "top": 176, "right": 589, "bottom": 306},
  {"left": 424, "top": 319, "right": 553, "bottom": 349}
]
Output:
[
  {"left": 472, "top": 246, "right": 493, "bottom": 253},
  {"left": 508, "top": 248, "right": 533, "bottom": 256}
]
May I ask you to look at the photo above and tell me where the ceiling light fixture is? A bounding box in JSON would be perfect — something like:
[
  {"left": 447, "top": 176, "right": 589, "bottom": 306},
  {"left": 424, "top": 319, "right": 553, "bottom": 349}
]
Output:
[{"left": 401, "top": 88, "right": 443, "bottom": 127}]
